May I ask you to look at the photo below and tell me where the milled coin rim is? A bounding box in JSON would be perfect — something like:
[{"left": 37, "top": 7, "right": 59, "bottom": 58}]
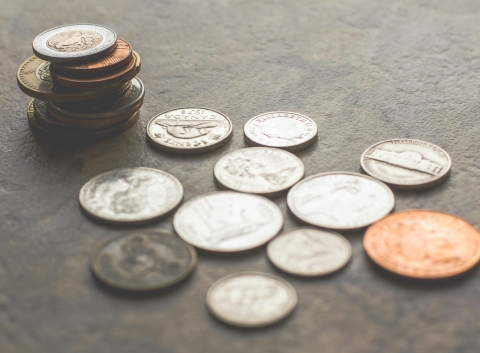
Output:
[{"left": 206, "top": 271, "right": 297, "bottom": 327}]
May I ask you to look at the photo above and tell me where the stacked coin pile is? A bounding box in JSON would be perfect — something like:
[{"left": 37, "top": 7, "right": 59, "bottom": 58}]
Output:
[{"left": 17, "top": 24, "right": 144, "bottom": 139}]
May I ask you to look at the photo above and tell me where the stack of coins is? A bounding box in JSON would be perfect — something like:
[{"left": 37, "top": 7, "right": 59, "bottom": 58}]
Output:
[{"left": 17, "top": 24, "right": 144, "bottom": 139}]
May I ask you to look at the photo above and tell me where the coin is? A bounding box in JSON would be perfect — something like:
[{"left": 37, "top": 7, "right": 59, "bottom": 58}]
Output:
[
  {"left": 33, "top": 24, "right": 117, "bottom": 63},
  {"left": 244, "top": 111, "right": 318, "bottom": 152},
  {"left": 287, "top": 172, "right": 394, "bottom": 231},
  {"left": 361, "top": 139, "right": 452, "bottom": 190},
  {"left": 79, "top": 168, "right": 183, "bottom": 224},
  {"left": 267, "top": 228, "right": 352, "bottom": 276},
  {"left": 90, "top": 230, "right": 197, "bottom": 291},
  {"left": 364, "top": 210, "right": 480, "bottom": 278},
  {"left": 173, "top": 191, "right": 283, "bottom": 252},
  {"left": 146, "top": 108, "right": 233, "bottom": 154},
  {"left": 206, "top": 272, "right": 297, "bottom": 327},
  {"left": 214, "top": 147, "right": 305, "bottom": 196}
]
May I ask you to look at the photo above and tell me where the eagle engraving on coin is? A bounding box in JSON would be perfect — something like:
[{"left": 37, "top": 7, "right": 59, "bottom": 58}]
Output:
[
  {"left": 47, "top": 30, "right": 103, "bottom": 52},
  {"left": 35, "top": 61, "right": 53, "bottom": 83}
]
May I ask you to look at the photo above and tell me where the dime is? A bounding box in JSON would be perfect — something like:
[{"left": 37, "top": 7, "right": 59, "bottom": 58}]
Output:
[
  {"left": 364, "top": 210, "right": 480, "bottom": 279},
  {"left": 214, "top": 147, "right": 304, "bottom": 196},
  {"left": 90, "top": 230, "right": 197, "bottom": 291},
  {"left": 173, "top": 191, "right": 283, "bottom": 252},
  {"left": 79, "top": 168, "right": 183, "bottom": 224},
  {"left": 33, "top": 24, "right": 117, "bottom": 63},
  {"left": 146, "top": 108, "right": 233, "bottom": 154},
  {"left": 267, "top": 228, "right": 352, "bottom": 276},
  {"left": 287, "top": 172, "right": 394, "bottom": 231},
  {"left": 206, "top": 272, "right": 297, "bottom": 327},
  {"left": 361, "top": 139, "right": 452, "bottom": 190},
  {"left": 244, "top": 111, "right": 318, "bottom": 152}
]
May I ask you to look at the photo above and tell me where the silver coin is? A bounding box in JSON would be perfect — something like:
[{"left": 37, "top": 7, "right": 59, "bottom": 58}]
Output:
[
  {"left": 244, "top": 111, "right": 318, "bottom": 152},
  {"left": 361, "top": 139, "right": 452, "bottom": 190},
  {"left": 267, "top": 228, "right": 352, "bottom": 276},
  {"left": 33, "top": 24, "right": 117, "bottom": 63},
  {"left": 173, "top": 191, "right": 283, "bottom": 252},
  {"left": 90, "top": 230, "right": 197, "bottom": 291},
  {"left": 214, "top": 147, "right": 305, "bottom": 196},
  {"left": 287, "top": 172, "right": 395, "bottom": 231},
  {"left": 79, "top": 167, "right": 183, "bottom": 224},
  {"left": 146, "top": 108, "right": 233, "bottom": 154},
  {"left": 206, "top": 272, "right": 297, "bottom": 327}
]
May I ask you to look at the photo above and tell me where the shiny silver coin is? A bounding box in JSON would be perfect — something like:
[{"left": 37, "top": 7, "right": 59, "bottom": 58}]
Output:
[
  {"left": 146, "top": 108, "right": 233, "bottom": 154},
  {"left": 173, "top": 191, "right": 283, "bottom": 252},
  {"left": 207, "top": 272, "right": 297, "bottom": 327},
  {"left": 90, "top": 230, "right": 197, "bottom": 291},
  {"left": 267, "top": 228, "right": 352, "bottom": 276},
  {"left": 33, "top": 24, "right": 117, "bottom": 63},
  {"left": 361, "top": 139, "right": 452, "bottom": 190},
  {"left": 79, "top": 168, "right": 183, "bottom": 224},
  {"left": 214, "top": 147, "right": 305, "bottom": 196},
  {"left": 287, "top": 172, "right": 394, "bottom": 231},
  {"left": 244, "top": 111, "right": 318, "bottom": 152}
]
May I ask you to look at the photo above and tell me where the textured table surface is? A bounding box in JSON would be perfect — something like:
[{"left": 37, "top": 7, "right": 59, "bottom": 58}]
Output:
[{"left": 2, "top": 1, "right": 480, "bottom": 352}]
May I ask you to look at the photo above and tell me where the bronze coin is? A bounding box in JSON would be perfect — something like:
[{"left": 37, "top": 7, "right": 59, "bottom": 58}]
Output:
[{"left": 364, "top": 210, "right": 480, "bottom": 279}]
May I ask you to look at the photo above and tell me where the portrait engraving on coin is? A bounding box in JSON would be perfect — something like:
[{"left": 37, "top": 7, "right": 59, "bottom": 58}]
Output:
[{"left": 47, "top": 30, "right": 103, "bottom": 52}]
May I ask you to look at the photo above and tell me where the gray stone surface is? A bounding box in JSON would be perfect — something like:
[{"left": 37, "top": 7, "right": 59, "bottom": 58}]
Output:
[{"left": 2, "top": 0, "right": 480, "bottom": 352}]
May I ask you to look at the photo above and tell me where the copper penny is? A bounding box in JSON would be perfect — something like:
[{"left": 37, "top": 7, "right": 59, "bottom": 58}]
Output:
[{"left": 364, "top": 210, "right": 480, "bottom": 279}]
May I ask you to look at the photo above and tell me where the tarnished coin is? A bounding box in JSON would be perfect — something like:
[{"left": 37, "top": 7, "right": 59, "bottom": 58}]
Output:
[
  {"left": 244, "top": 111, "right": 318, "bottom": 152},
  {"left": 267, "top": 228, "right": 352, "bottom": 276},
  {"left": 146, "top": 108, "right": 233, "bottom": 154},
  {"left": 214, "top": 147, "right": 304, "bottom": 196},
  {"left": 287, "top": 172, "right": 394, "bottom": 231},
  {"left": 90, "top": 230, "right": 196, "bottom": 291},
  {"left": 361, "top": 139, "right": 451, "bottom": 190},
  {"left": 79, "top": 168, "right": 183, "bottom": 224},
  {"left": 207, "top": 272, "right": 297, "bottom": 327},
  {"left": 173, "top": 191, "right": 283, "bottom": 252},
  {"left": 364, "top": 210, "right": 480, "bottom": 279},
  {"left": 33, "top": 24, "right": 117, "bottom": 63}
]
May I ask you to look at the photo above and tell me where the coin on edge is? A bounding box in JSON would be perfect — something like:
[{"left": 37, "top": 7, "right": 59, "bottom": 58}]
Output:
[
  {"left": 146, "top": 108, "right": 233, "bottom": 154},
  {"left": 267, "top": 228, "right": 352, "bottom": 276},
  {"left": 90, "top": 230, "right": 197, "bottom": 291},
  {"left": 214, "top": 147, "right": 304, "bottom": 196},
  {"left": 364, "top": 210, "right": 480, "bottom": 279},
  {"left": 244, "top": 111, "right": 318, "bottom": 151},
  {"left": 79, "top": 167, "right": 183, "bottom": 224},
  {"left": 361, "top": 139, "right": 451, "bottom": 190},
  {"left": 173, "top": 191, "right": 283, "bottom": 252},
  {"left": 207, "top": 272, "right": 297, "bottom": 327},
  {"left": 287, "top": 172, "right": 395, "bottom": 231}
]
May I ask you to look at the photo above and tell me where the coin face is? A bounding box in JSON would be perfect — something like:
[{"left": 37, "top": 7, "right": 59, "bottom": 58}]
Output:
[
  {"left": 206, "top": 272, "right": 297, "bottom": 327},
  {"left": 361, "top": 139, "right": 451, "bottom": 190},
  {"left": 214, "top": 147, "right": 305, "bottom": 196},
  {"left": 173, "top": 191, "right": 283, "bottom": 252},
  {"left": 33, "top": 24, "right": 117, "bottom": 63},
  {"left": 364, "top": 210, "right": 480, "bottom": 278},
  {"left": 79, "top": 168, "right": 183, "bottom": 224},
  {"left": 146, "top": 108, "right": 233, "bottom": 154},
  {"left": 267, "top": 228, "right": 352, "bottom": 276},
  {"left": 287, "top": 172, "right": 394, "bottom": 230},
  {"left": 244, "top": 111, "right": 318, "bottom": 151}
]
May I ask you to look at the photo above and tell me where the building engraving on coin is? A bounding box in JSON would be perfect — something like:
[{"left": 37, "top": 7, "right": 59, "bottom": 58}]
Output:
[{"left": 47, "top": 30, "right": 103, "bottom": 52}]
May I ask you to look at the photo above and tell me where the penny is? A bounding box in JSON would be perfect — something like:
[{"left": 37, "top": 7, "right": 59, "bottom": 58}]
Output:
[
  {"left": 214, "top": 147, "right": 305, "bottom": 196},
  {"left": 90, "top": 230, "right": 197, "bottom": 291},
  {"left": 206, "top": 272, "right": 297, "bottom": 327},
  {"left": 287, "top": 172, "right": 394, "bottom": 231},
  {"left": 33, "top": 24, "right": 117, "bottom": 63},
  {"left": 173, "top": 191, "right": 283, "bottom": 252},
  {"left": 79, "top": 168, "right": 183, "bottom": 224},
  {"left": 244, "top": 111, "right": 318, "bottom": 152},
  {"left": 364, "top": 210, "right": 480, "bottom": 279},
  {"left": 361, "top": 139, "right": 452, "bottom": 190},
  {"left": 267, "top": 228, "right": 352, "bottom": 276},
  {"left": 146, "top": 108, "right": 233, "bottom": 154}
]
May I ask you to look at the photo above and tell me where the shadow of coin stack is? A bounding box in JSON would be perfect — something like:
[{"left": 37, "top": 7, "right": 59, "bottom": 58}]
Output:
[{"left": 16, "top": 24, "right": 144, "bottom": 140}]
